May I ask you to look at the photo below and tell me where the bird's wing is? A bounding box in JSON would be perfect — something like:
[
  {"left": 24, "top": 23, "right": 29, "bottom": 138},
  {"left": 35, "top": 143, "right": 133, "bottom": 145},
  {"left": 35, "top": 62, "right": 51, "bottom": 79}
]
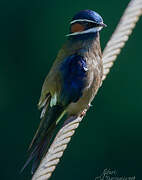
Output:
[
  {"left": 38, "top": 48, "right": 67, "bottom": 110},
  {"left": 39, "top": 53, "right": 88, "bottom": 110}
]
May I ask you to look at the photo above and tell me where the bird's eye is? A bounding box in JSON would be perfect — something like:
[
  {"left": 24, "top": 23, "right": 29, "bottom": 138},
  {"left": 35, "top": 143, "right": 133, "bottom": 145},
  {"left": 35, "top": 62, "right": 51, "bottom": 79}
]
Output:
[
  {"left": 78, "top": 21, "right": 99, "bottom": 29},
  {"left": 86, "top": 22, "right": 99, "bottom": 28}
]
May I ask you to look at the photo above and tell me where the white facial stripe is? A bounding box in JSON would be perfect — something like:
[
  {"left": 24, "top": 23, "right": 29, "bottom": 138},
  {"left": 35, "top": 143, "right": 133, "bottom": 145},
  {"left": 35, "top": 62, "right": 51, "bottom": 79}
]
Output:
[
  {"left": 66, "top": 26, "right": 103, "bottom": 36},
  {"left": 70, "top": 19, "right": 96, "bottom": 24}
]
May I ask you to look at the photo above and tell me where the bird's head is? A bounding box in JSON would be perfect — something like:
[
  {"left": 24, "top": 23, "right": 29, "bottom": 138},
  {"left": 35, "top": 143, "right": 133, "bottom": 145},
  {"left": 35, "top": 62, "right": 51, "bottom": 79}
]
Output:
[{"left": 67, "top": 10, "right": 106, "bottom": 37}]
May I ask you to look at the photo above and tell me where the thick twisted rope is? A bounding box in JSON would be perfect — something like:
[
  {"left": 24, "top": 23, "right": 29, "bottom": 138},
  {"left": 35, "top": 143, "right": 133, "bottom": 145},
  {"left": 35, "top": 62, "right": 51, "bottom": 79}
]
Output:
[
  {"left": 32, "top": 0, "right": 142, "bottom": 179},
  {"left": 102, "top": 0, "right": 142, "bottom": 81}
]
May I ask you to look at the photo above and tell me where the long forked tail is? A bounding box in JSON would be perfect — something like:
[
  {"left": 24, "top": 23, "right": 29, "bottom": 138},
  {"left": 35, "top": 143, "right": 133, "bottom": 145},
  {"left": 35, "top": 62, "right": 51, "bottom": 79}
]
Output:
[{"left": 21, "top": 104, "right": 66, "bottom": 174}]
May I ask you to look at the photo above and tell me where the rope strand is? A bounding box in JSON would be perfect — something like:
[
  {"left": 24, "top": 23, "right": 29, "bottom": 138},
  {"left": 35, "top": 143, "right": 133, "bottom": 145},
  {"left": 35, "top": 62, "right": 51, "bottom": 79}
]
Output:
[{"left": 32, "top": 0, "right": 142, "bottom": 179}]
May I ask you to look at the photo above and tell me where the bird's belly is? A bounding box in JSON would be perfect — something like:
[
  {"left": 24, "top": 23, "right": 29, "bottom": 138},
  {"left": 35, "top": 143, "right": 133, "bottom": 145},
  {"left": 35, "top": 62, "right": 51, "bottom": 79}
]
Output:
[{"left": 67, "top": 67, "right": 102, "bottom": 116}]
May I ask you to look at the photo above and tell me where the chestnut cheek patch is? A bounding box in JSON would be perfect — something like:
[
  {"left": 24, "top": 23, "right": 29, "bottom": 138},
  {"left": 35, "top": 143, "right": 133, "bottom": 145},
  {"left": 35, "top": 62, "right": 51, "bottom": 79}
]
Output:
[{"left": 71, "top": 23, "right": 85, "bottom": 33}]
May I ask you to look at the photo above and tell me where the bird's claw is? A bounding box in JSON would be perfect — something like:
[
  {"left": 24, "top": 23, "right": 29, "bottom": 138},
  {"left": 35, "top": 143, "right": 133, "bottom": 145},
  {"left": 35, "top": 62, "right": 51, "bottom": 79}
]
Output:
[
  {"left": 80, "top": 104, "right": 92, "bottom": 117},
  {"left": 80, "top": 109, "right": 87, "bottom": 117}
]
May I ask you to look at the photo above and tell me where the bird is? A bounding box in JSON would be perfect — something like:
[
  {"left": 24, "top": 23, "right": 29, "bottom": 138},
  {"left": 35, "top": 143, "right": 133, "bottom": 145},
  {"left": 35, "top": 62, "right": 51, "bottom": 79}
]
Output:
[{"left": 22, "top": 9, "right": 106, "bottom": 174}]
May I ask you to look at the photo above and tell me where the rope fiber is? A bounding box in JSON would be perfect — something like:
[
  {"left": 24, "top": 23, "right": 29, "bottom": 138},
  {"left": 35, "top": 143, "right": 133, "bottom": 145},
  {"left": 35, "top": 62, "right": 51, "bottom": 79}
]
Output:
[{"left": 32, "top": 0, "right": 142, "bottom": 179}]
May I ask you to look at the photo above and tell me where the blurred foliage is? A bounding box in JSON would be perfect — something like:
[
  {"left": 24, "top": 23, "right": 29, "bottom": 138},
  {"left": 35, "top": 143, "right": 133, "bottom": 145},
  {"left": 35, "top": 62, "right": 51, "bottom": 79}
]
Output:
[{"left": 0, "top": 0, "right": 142, "bottom": 179}]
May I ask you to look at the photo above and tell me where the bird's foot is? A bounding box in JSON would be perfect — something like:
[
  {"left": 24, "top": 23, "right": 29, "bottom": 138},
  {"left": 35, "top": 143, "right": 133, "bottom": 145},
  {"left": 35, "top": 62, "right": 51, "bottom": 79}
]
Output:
[
  {"left": 80, "top": 104, "right": 92, "bottom": 117},
  {"left": 80, "top": 109, "right": 87, "bottom": 117},
  {"left": 88, "top": 103, "right": 92, "bottom": 109}
]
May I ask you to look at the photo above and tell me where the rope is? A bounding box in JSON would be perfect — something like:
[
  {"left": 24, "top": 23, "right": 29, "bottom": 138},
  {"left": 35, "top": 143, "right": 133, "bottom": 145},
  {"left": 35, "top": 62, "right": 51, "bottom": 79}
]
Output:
[
  {"left": 32, "top": 0, "right": 142, "bottom": 179},
  {"left": 102, "top": 0, "right": 142, "bottom": 80}
]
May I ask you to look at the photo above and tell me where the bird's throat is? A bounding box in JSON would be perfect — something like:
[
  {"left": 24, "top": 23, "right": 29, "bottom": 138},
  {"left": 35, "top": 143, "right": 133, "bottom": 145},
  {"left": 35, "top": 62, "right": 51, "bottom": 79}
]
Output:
[{"left": 66, "top": 32, "right": 100, "bottom": 53}]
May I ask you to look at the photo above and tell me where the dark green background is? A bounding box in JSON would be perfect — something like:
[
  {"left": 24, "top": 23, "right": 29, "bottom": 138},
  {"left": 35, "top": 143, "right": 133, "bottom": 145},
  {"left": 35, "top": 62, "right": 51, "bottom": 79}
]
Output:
[{"left": 0, "top": 0, "right": 142, "bottom": 179}]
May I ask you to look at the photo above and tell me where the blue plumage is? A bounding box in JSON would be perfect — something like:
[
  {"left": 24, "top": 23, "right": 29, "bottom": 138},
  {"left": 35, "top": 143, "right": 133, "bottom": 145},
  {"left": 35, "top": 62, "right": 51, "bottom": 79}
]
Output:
[
  {"left": 60, "top": 54, "right": 88, "bottom": 105},
  {"left": 72, "top": 9, "right": 103, "bottom": 24}
]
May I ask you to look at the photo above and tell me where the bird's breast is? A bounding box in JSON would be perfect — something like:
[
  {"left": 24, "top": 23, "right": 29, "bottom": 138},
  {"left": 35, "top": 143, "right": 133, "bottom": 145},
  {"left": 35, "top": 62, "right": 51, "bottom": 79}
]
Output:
[{"left": 67, "top": 50, "right": 103, "bottom": 116}]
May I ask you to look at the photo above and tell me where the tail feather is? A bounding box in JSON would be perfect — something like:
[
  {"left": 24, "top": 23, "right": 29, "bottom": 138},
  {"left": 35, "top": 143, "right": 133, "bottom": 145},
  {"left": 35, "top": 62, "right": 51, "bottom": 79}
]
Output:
[
  {"left": 31, "top": 122, "right": 56, "bottom": 174},
  {"left": 29, "top": 105, "right": 65, "bottom": 152},
  {"left": 21, "top": 104, "right": 66, "bottom": 174}
]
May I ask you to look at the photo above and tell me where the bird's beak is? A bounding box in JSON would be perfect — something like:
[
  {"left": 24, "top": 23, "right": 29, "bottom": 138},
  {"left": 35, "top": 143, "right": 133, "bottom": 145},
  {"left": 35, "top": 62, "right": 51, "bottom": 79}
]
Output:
[{"left": 100, "top": 22, "right": 107, "bottom": 27}]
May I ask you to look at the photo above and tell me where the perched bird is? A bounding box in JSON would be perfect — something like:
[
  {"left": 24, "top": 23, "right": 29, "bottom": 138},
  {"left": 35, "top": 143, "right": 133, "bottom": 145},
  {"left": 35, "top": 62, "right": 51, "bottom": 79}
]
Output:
[{"left": 22, "top": 9, "right": 106, "bottom": 174}]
